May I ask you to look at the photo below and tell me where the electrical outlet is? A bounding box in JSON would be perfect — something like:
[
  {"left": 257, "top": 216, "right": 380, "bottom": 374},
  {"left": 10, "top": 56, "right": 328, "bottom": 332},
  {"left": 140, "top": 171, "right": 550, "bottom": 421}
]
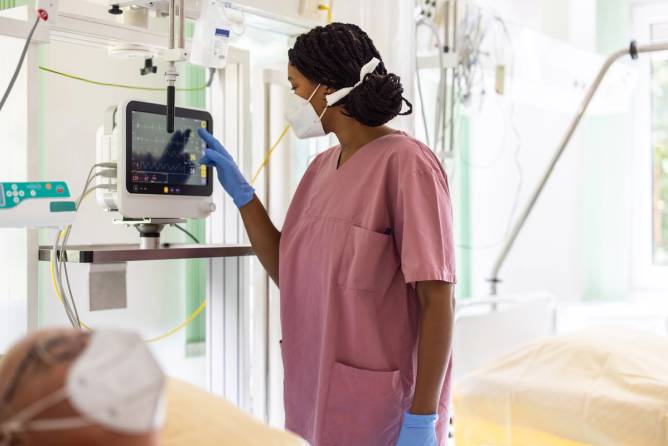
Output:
[
  {"left": 299, "top": 0, "right": 324, "bottom": 22},
  {"left": 37, "top": 0, "right": 59, "bottom": 23}
]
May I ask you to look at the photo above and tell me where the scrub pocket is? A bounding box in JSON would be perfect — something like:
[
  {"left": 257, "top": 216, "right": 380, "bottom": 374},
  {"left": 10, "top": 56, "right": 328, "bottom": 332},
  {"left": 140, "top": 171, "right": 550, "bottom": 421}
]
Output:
[
  {"left": 321, "top": 362, "right": 403, "bottom": 446},
  {"left": 338, "top": 225, "right": 399, "bottom": 294}
]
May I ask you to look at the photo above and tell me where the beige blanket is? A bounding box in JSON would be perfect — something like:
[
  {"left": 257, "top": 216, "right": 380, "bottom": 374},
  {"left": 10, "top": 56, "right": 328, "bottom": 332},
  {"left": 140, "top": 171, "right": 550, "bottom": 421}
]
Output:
[
  {"left": 164, "top": 379, "right": 307, "bottom": 446},
  {"left": 454, "top": 327, "right": 668, "bottom": 446}
]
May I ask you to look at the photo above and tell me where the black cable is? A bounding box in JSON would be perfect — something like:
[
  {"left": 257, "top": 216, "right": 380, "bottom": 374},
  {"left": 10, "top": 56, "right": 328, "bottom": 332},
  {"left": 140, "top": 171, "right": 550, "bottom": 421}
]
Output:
[
  {"left": 206, "top": 68, "right": 216, "bottom": 87},
  {"left": 0, "top": 15, "right": 41, "bottom": 112},
  {"left": 174, "top": 224, "right": 201, "bottom": 244}
]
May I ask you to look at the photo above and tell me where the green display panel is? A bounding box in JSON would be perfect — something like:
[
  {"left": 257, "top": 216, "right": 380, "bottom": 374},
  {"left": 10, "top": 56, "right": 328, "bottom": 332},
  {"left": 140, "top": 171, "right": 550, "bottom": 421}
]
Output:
[{"left": 0, "top": 182, "right": 71, "bottom": 210}]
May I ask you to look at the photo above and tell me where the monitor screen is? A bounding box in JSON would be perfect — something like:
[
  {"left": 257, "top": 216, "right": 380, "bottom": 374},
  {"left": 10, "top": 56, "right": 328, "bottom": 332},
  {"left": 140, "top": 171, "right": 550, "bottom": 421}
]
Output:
[{"left": 125, "top": 101, "right": 213, "bottom": 196}]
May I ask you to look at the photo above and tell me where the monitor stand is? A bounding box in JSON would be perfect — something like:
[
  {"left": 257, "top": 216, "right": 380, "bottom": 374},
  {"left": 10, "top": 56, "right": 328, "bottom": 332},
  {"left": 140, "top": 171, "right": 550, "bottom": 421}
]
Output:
[{"left": 114, "top": 217, "right": 187, "bottom": 249}]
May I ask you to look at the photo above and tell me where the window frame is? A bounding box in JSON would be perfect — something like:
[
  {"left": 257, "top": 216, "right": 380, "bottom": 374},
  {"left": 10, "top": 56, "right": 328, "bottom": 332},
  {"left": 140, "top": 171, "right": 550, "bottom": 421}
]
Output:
[{"left": 631, "top": 1, "right": 668, "bottom": 291}]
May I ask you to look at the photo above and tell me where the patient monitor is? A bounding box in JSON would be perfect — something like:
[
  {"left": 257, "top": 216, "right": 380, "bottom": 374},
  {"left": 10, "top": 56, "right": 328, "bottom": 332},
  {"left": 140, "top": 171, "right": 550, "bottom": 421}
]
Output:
[{"left": 96, "top": 100, "right": 215, "bottom": 220}]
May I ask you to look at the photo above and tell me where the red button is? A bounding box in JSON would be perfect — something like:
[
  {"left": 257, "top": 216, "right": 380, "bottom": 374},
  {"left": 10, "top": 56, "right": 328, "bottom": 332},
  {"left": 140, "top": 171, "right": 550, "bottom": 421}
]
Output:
[{"left": 56, "top": 187, "right": 64, "bottom": 193}]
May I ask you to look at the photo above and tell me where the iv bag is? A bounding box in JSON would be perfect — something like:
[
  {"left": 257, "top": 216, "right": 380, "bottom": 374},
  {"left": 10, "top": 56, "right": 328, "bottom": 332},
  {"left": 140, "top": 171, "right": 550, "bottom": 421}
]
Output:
[{"left": 190, "top": 0, "right": 232, "bottom": 69}]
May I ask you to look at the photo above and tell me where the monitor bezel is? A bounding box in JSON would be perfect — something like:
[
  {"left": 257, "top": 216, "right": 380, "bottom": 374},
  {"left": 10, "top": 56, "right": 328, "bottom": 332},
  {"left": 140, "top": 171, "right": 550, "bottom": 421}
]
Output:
[{"left": 125, "top": 100, "right": 213, "bottom": 197}]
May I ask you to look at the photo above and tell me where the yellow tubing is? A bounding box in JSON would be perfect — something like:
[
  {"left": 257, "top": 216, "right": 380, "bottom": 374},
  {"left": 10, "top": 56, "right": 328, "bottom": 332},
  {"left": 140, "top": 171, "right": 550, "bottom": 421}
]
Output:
[
  {"left": 250, "top": 125, "right": 290, "bottom": 185},
  {"left": 39, "top": 66, "right": 208, "bottom": 92}
]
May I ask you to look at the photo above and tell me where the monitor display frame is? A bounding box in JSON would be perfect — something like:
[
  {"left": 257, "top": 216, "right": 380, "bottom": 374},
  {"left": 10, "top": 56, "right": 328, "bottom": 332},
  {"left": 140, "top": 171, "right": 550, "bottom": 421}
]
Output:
[{"left": 125, "top": 101, "right": 213, "bottom": 197}]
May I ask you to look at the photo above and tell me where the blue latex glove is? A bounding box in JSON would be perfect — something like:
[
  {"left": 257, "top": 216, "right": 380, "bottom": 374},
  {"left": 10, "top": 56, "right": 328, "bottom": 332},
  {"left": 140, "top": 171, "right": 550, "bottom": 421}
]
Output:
[
  {"left": 396, "top": 412, "right": 438, "bottom": 446},
  {"left": 198, "top": 128, "right": 255, "bottom": 208}
]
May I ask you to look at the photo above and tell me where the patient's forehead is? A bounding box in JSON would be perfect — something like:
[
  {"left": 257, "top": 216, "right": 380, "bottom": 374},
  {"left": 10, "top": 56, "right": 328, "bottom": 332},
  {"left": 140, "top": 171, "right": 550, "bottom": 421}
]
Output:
[
  {"left": 0, "top": 328, "right": 83, "bottom": 414},
  {"left": 0, "top": 329, "right": 76, "bottom": 378}
]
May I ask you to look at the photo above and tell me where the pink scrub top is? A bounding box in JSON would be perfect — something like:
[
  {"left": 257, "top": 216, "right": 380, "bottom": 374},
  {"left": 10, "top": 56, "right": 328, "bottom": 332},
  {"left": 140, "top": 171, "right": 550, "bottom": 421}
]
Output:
[{"left": 279, "top": 132, "right": 456, "bottom": 446}]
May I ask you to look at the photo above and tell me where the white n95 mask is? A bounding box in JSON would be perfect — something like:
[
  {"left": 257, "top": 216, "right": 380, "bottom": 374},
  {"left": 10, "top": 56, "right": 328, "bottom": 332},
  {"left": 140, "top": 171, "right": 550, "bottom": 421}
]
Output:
[
  {"left": 284, "top": 57, "right": 382, "bottom": 139},
  {"left": 284, "top": 84, "right": 328, "bottom": 139},
  {"left": 0, "top": 330, "right": 166, "bottom": 441}
]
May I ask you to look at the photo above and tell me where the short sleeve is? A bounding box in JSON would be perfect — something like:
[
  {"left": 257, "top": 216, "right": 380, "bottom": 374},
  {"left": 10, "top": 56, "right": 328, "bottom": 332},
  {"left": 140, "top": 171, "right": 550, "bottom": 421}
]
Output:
[{"left": 393, "top": 167, "right": 456, "bottom": 285}]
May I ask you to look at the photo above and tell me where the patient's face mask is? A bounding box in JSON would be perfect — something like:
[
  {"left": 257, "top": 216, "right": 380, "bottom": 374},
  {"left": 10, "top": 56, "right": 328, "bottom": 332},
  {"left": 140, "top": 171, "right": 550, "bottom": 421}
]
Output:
[
  {"left": 0, "top": 330, "right": 165, "bottom": 443},
  {"left": 284, "top": 84, "right": 328, "bottom": 139}
]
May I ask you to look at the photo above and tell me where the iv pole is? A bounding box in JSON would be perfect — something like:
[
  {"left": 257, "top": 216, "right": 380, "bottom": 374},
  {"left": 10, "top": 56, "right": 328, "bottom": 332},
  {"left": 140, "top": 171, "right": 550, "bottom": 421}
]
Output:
[{"left": 489, "top": 40, "right": 668, "bottom": 295}]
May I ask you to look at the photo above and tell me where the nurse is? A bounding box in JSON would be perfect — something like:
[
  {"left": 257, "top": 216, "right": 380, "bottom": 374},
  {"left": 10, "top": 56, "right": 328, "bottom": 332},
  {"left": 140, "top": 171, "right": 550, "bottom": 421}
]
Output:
[{"left": 199, "top": 23, "right": 456, "bottom": 446}]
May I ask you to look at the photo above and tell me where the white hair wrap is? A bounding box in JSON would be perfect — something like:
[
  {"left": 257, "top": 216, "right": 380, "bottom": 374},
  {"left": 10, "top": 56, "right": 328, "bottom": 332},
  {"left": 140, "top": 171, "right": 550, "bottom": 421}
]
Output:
[{"left": 325, "top": 57, "right": 381, "bottom": 106}]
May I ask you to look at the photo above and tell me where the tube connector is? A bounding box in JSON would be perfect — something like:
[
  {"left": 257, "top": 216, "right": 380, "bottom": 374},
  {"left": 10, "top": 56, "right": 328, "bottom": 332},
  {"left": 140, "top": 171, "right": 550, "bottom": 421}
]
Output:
[{"left": 630, "top": 40, "right": 639, "bottom": 60}]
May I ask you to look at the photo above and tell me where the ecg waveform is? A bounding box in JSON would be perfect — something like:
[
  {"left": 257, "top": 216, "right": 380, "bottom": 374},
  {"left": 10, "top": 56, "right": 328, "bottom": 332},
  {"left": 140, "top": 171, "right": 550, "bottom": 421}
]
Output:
[{"left": 130, "top": 112, "right": 207, "bottom": 187}]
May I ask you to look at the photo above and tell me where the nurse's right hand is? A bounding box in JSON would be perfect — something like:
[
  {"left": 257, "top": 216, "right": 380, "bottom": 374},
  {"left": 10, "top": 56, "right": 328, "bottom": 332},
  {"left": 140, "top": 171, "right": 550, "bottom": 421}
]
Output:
[{"left": 198, "top": 128, "right": 255, "bottom": 209}]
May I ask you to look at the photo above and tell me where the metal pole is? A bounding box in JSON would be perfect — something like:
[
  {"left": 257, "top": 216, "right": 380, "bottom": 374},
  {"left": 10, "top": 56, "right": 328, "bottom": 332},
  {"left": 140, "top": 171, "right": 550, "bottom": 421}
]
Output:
[
  {"left": 442, "top": 1, "right": 449, "bottom": 155},
  {"left": 444, "top": 1, "right": 450, "bottom": 51},
  {"left": 488, "top": 41, "right": 668, "bottom": 295},
  {"left": 166, "top": 0, "right": 177, "bottom": 133},
  {"left": 263, "top": 81, "right": 272, "bottom": 424},
  {"left": 168, "top": 0, "right": 175, "bottom": 50},
  {"left": 178, "top": 0, "right": 185, "bottom": 49},
  {"left": 448, "top": 0, "right": 458, "bottom": 154}
]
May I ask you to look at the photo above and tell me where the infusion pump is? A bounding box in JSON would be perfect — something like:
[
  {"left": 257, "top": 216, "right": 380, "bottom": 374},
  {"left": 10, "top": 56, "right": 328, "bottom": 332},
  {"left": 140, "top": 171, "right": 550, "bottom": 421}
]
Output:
[{"left": 96, "top": 100, "right": 216, "bottom": 220}]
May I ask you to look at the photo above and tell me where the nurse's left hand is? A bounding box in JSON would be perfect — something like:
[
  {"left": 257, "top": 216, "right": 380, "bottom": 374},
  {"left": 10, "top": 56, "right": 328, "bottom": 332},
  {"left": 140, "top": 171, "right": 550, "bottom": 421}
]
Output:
[{"left": 396, "top": 412, "right": 438, "bottom": 446}]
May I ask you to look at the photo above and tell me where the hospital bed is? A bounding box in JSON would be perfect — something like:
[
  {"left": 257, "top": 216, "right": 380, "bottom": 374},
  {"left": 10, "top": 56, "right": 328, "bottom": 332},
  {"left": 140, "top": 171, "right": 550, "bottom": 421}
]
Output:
[
  {"left": 453, "top": 293, "right": 557, "bottom": 382},
  {"left": 164, "top": 378, "right": 307, "bottom": 445},
  {"left": 453, "top": 326, "right": 668, "bottom": 446}
]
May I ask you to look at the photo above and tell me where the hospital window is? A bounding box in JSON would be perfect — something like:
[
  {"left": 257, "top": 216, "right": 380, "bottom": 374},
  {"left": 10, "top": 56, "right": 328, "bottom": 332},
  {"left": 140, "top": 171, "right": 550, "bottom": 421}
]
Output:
[{"left": 651, "top": 29, "right": 668, "bottom": 265}]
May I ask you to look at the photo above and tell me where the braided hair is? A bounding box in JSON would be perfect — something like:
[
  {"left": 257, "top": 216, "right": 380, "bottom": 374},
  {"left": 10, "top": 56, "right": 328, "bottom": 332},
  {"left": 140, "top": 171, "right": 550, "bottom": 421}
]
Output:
[{"left": 288, "top": 22, "right": 412, "bottom": 127}]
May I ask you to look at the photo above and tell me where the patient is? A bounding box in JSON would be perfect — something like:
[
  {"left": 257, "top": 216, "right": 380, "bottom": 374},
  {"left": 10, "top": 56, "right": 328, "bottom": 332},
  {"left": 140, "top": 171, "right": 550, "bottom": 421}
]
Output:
[
  {"left": 0, "top": 328, "right": 308, "bottom": 446},
  {"left": 0, "top": 328, "right": 162, "bottom": 446}
]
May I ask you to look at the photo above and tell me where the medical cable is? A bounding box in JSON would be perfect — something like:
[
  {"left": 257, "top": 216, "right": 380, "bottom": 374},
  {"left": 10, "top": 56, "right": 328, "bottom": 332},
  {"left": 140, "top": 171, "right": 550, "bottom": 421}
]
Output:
[
  {"left": 173, "top": 224, "right": 200, "bottom": 244},
  {"left": 495, "top": 15, "right": 523, "bottom": 238},
  {"left": 38, "top": 66, "right": 210, "bottom": 92},
  {"left": 48, "top": 165, "right": 210, "bottom": 342},
  {"left": 251, "top": 124, "right": 290, "bottom": 185},
  {"left": 51, "top": 231, "right": 81, "bottom": 328},
  {"left": 416, "top": 18, "right": 446, "bottom": 151},
  {"left": 59, "top": 184, "right": 116, "bottom": 327},
  {"left": 51, "top": 163, "right": 117, "bottom": 329},
  {"left": 454, "top": 14, "right": 524, "bottom": 251},
  {"left": 206, "top": 68, "right": 216, "bottom": 87},
  {"left": 0, "top": 15, "right": 42, "bottom": 112},
  {"left": 415, "top": 57, "right": 431, "bottom": 147},
  {"left": 57, "top": 183, "right": 114, "bottom": 328}
]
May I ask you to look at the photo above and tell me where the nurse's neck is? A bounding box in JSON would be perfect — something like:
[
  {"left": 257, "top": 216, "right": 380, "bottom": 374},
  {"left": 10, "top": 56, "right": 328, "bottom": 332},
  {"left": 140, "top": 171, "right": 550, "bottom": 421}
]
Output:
[{"left": 331, "top": 118, "right": 396, "bottom": 169}]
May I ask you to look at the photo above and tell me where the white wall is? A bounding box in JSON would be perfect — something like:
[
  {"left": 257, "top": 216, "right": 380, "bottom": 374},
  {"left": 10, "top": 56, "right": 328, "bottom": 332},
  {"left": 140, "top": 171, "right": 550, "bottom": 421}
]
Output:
[
  {"left": 0, "top": 31, "right": 29, "bottom": 353},
  {"left": 473, "top": 0, "right": 595, "bottom": 47}
]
